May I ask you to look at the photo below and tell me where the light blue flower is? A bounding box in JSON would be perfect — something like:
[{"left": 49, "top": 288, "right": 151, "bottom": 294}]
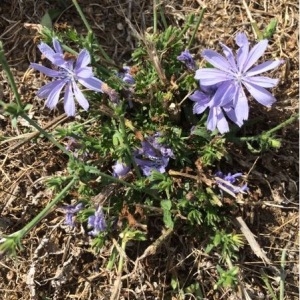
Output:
[
  {"left": 215, "top": 171, "right": 248, "bottom": 195},
  {"left": 134, "top": 133, "right": 174, "bottom": 176},
  {"left": 30, "top": 38, "right": 103, "bottom": 116},
  {"left": 112, "top": 161, "right": 130, "bottom": 177},
  {"left": 64, "top": 203, "right": 83, "bottom": 227},
  {"left": 195, "top": 33, "right": 283, "bottom": 125},
  {"left": 177, "top": 50, "right": 197, "bottom": 71},
  {"left": 88, "top": 206, "right": 107, "bottom": 236}
]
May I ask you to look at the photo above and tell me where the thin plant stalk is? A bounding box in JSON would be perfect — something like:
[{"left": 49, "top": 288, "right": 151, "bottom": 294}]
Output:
[
  {"left": 159, "top": 4, "right": 168, "bottom": 30},
  {"left": 187, "top": 7, "right": 206, "bottom": 49},
  {"left": 0, "top": 176, "right": 78, "bottom": 255},
  {"left": 240, "top": 114, "right": 298, "bottom": 142},
  {"left": 153, "top": 0, "right": 159, "bottom": 34},
  {"left": 119, "top": 115, "right": 142, "bottom": 178},
  {"left": 71, "top": 0, "right": 93, "bottom": 33},
  {"left": 71, "top": 0, "right": 112, "bottom": 63},
  {"left": 228, "top": 114, "right": 298, "bottom": 143},
  {"left": 279, "top": 249, "right": 287, "bottom": 300},
  {"left": 0, "top": 41, "right": 22, "bottom": 108},
  {"left": 19, "top": 176, "right": 78, "bottom": 238},
  {"left": 20, "top": 112, "right": 72, "bottom": 156}
]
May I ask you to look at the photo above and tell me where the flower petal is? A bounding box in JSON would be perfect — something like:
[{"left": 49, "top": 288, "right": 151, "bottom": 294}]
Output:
[
  {"left": 202, "top": 49, "right": 231, "bottom": 72},
  {"left": 211, "top": 81, "right": 237, "bottom": 106},
  {"left": 78, "top": 76, "right": 103, "bottom": 92},
  {"left": 243, "top": 39, "right": 268, "bottom": 72},
  {"left": 64, "top": 82, "right": 76, "bottom": 116},
  {"left": 243, "top": 81, "right": 276, "bottom": 107},
  {"left": 220, "top": 43, "right": 238, "bottom": 72},
  {"left": 235, "top": 32, "right": 249, "bottom": 48},
  {"left": 44, "top": 80, "right": 66, "bottom": 109},
  {"left": 52, "top": 38, "right": 63, "bottom": 54},
  {"left": 244, "top": 76, "right": 279, "bottom": 88},
  {"left": 72, "top": 81, "right": 89, "bottom": 111},
  {"left": 38, "top": 42, "right": 57, "bottom": 64},
  {"left": 233, "top": 88, "right": 249, "bottom": 122},
  {"left": 236, "top": 33, "right": 249, "bottom": 71},
  {"left": 207, "top": 107, "right": 218, "bottom": 132},
  {"left": 216, "top": 109, "right": 229, "bottom": 134},
  {"left": 30, "top": 63, "right": 61, "bottom": 77},
  {"left": 189, "top": 90, "right": 210, "bottom": 103},
  {"left": 195, "top": 68, "right": 233, "bottom": 85},
  {"left": 75, "top": 49, "right": 91, "bottom": 69},
  {"left": 223, "top": 104, "right": 243, "bottom": 127},
  {"left": 37, "top": 79, "right": 66, "bottom": 98},
  {"left": 75, "top": 66, "right": 93, "bottom": 78},
  {"left": 246, "top": 60, "right": 284, "bottom": 76}
]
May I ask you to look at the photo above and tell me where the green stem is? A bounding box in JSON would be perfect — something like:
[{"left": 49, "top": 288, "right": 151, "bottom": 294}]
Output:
[
  {"left": 0, "top": 41, "right": 22, "bottom": 108},
  {"left": 229, "top": 114, "right": 298, "bottom": 143},
  {"left": 262, "top": 114, "right": 298, "bottom": 136},
  {"left": 175, "top": 14, "right": 195, "bottom": 44},
  {"left": 71, "top": 0, "right": 112, "bottom": 63},
  {"left": 118, "top": 237, "right": 127, "bottom": 274},
  {"left": 20, "top": 112, "right": 71, "bottom": 157},
  {"left": 279, "top": 249, "right": 287, "bottom": 300},
  {"left": 71, "top": 0, "right": 92, "bottom": 33},
  {"left": 159, "top": 4, "right": 168, "bottom": 30},
  {"left": 187, "top": 7, "right": 206, "bottom": 49},
  {"left": 119, "top": 115, "right": 142, "bottom": 178},
  {"left": 153, "top": 0, "right": 158, "bottom": 34},
  {"left": 19, "top": 176, "right": 78, "bottom": 237},
  {"left": 0, "top": 176, "right": 78, "bottom": 255}
]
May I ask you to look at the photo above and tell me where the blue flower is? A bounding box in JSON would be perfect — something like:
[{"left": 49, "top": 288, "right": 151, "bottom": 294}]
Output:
[
  {"left": 215, "top": 171, "right": 248, "bottom": 196},
  {"left": 118, "top": 66, "right": 135, "bottom": 85},
  {"left": 88, "top": 207, "right": 107, "bottom": 236},
  {"left": 134, "top": 133, "right": 174, "bottom": 176},
  {"left": 64, "top": 203, "right": 83, "bottom": 227},
  {"left": 177, "top": 50, "right": 197, "bottom": 71},
  {"left": 30, "top": 38, "right": 103, "bottom": 116},
  {"left": 112, "top": 161, "right": 130, "bottom": 177},
  {"left": 195, "top": 32, "right": 283, "bottom": 124}
]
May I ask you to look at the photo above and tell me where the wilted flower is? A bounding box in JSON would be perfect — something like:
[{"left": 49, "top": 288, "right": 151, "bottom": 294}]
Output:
[
  {"left": 134, "top": 133, "right": 175, "bottom": 176},
  {"left": 64, "top": 203, "right": 83, "bottom": 227},
  {"left": 177, "top": 50, "right": 197, "bottom": 71},
  {"left": 118, "top": 66, "right": 135, "bottom": 85},
  {"left": 112, "top": 161, "right": 130, "bottom": 177},
  {"left": 215, "top": 171, "right": 248, "bottom": 196},
  {"left": 30, "top": 38, "right": 103, "bottom": 116},
  {"left": 195, "top": 32, "right": 283, "bottom": 124},
  {"left": 88, "top": 206, "right": 107, "bottom": 236},
  {"left": 65, "top": 136, "right": 89, "bottom": 159}
]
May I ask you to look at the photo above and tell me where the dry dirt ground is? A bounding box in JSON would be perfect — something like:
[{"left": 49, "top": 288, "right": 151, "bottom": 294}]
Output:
[{"left": 0, "top": 0, "right": 299, "bottom": 299}]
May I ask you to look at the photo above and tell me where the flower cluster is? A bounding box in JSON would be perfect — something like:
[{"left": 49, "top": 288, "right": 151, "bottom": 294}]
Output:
[
  {"left": 65, "top": 136, "right": 89, "bottom": 159},
  {"left": 64, "top": 203, "right": 84, "bottom": 227},
  {"left": 215, "top": 171, "right": 248, "bottom": 196},
  {"left": 112, "top": 133, "right": 175, "bottom": 177},
  {"left": 118, "top": 66, "right": 135, "bottom": 85},
  {"left": 190, "top": 33, "right": 283, "bottom": 133},
  {"left": 88, "top": 206, "right": 107, "bottom": 236},
  {"left": 177, "top": 50, "right": 197, "bottom": 71},
  {"left": 30, "top": 38, "right": 103, "bottom": 116},
  {"left": 134, "top": 133, "right": 175, "bottom": 176}
]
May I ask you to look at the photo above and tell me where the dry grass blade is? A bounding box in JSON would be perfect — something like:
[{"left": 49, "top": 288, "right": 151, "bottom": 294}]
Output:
[{"left": 235, "top": 216, "right": 271, "bottom": 265}]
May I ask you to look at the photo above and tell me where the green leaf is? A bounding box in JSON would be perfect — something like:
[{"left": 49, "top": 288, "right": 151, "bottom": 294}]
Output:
[
  {"left": 163, "top": 211, "right": 174, "bottom": 229},
  {"left": 263, "top": 19, "right": 277, "bottom": 39},
  {"left": 161, "top": 199, "right": 172, "bottom": 211},
  {"left": 40, "top": 11, "right": 53, "bottom": 29}
]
